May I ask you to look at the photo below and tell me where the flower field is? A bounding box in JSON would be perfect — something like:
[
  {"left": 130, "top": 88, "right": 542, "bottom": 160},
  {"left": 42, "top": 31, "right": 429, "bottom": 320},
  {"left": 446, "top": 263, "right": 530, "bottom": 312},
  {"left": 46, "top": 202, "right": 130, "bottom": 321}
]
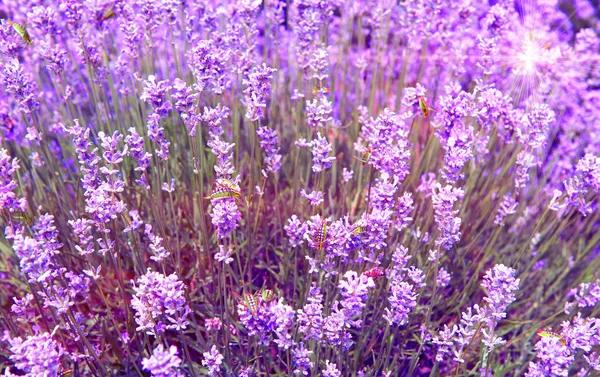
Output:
[{"left": 0, "top": 0, "right": 600, "bottom": 376}]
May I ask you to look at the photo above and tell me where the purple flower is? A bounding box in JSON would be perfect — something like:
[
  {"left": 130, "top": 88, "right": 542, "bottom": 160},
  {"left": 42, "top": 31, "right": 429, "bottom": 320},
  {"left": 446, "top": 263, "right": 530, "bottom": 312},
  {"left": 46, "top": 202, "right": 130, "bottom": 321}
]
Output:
[
  {"left": 339, "top": 271, "right": 376, "bottom": 328},
  {"left": 292, "top": 0, "right": 335, "bottom": 69},
  {"left": 517, "top": 104, "right": 556, "bottom": 150},
  {"left": 202, "top": 345, "right": 224, "bottom": 377},
  {"left": 146, "top": 113, "right": 170, "bottom": 161},
  {"left": 210, "top": 198, "right": 242, "bottom": 239},
  {"left": 561, "top": 313, "right": 599, "bottom": 353},
  {"left": 362, "top": 208, "right": 393, "bottom": 252},
  {"left": 476, "top": 264, "right": 520, "bottom": 351},
  {"left": 256, "top": 126, "right": 282, "bottom": 174},
  {"left": 215, "top": 244, "right": 234, "bottom": 264},
  {"left": 309, "top": 46, "right": 329, "bottom": 81},
  {"left": 237, "top": 293, "right": 294, "bottom": 348},
  {"left": 310, "top": 132, "right": 336, "bottom": 173},
  {"left": 190, "top": 39, "right": 230, "bottom": 94},
  {"left": 130, "top": 269, "right": 191, "bottom": 336},
  {"left": 371, "top": 173, "right": 398, "bottom": 211},
  {"left": 437, "top": 267, "right": 451, "bottom": 288},
  {"left": 433, "top": 325, "right": 457, "bottom": 362},
  {"left": 306, "top": 95, "right": 333, "bottom": 129},
  {"left": 243, "top": 64, "right": 277, "bottom": 122},
  {"left": 172, "top": 78, "right": 199, "bottom": 136},
  {"left": 60, "top": 0, "right": 82, "bottom": 30},
  {"left": 297, "top": 283, "right": 324, "bottom": 341},
  {"left": 285, "top": 215, "right": 308, "bottom": 247},
  {"left": 394, "top": 192, "right": 414, "bottom": 232},
  {"left": 291, "top": 342, "right": 313, "bottom": 375},
  {"left": 402, "top": 83, "right": 428, "bottom": 118},
  {"left": 322, "top": 360, "right": 341, "bottom": 377},
  {"left": 384, "top": 246, "right": 418, "bottom": 326},
  {"left": 13, "top": 220, "right": 60, "bottom": 284},
  {"left": 141, "top": 75, "right": 173, "bottom": 117},
  {"left": 145, "top": 224, "right": 169, "bottom": 262},
  {"left": 207, "top": 137, "right": 236, "bottom": 179},
  {"left": 39, "top": 41, "right": 67, "bottom": 77},
  {"left": 342, "top": 168, "right": 353, "bottom": 182},
  {"left": 0, "top": 149, "right": 27, "bottom": 214},
  {"left": 493, "top": 192, "right": 517, "bottom": 226},
  {"left": 272, "top": 299, "right": 295, "bottom": 349},
  {"left": 480, "top": 264, "right": 520, "bottom": 323},
  {"left": 142, "top": 344, "right": 183, "bottom": 377},
  {"left": 358, "top": 108, "right": 411, "bottom": 180},
  {"left": 432, "top": 183, "right": 464, "bottom": 251},
  {"left": 0, "top": 58, "right": 39, "bottom": 114},
  {"left": 11, "top": 294, "right": 35, "bottom": 323},
  {"left": 565, "top": 279, "right": 600, "bottom": 314},
  {"left": 300, "top": 189, "right": 324, "bottom": 206},
  {"left": 525, "top": 336, "right": 572, "bottom": 377},
  {"left": 3, "top": 331, "right": 65, "bottom": 376},
  {"left": 203, "top": 104, "right": 230, "bottom": 137},
  {"left": 563, "top": 153, "right": 600, "bottom": 214},
  {"left": 205, "top": 317, "right": 222, "bottom": 332},
  {"left": 125, "top": 128, "right": 152, "bottom": 173},
  {"left": 323, "top": 304, "right": 352, "bottom": 349}
]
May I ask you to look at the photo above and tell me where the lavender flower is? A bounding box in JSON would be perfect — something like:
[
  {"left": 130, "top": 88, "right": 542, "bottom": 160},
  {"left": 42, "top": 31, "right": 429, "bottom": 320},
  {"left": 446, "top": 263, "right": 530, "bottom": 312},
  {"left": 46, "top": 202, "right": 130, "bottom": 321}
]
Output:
[
  {"left": 297, "top": 283, "right": 324, "bottom": 341},
  {"left": 306, "top": 95, "right": 333, "bottom": 129},
  {"left": 323, "top": 304, "right": 352, "bottom": 349},
  {"left": 394, "top": 192, "right": 414, "bottom": 231},
  {"left": 525, "top": 336, "right": 573, "bottom": 377},
  {"left": 339, "top": 271, "right": 376, "bottom": 328},
  {"left": 190, "top": 39, "right": 230, "bottom": 94},
  {"left": 205, "top": 317, "right": 222, "bottom": 332},
  {"left": 433, "top": 325, "right": 457, "bottom": 362},
  {"left": 125, "top": 128, "right": 152, "bottom": 173},
  {"left": 146, "top": 113, "right": 170, "bottom": 161},
  {"left": 292, "top": 342, "right": 313, "bottom": 375},
  {"left": 342, "top": 168, "right": 353, "bottom": 182},
  {"left": 432, "top": 183, "right": 464, "bottom": 251},
  {"left": 131, "top": 269, "right": 191, "bottom": 336},
  {"left": 494, "top": 194, "right": 518, "bottom": 226},
  {"left": 140, "top": 75, "right": 173, "bottom": 117},
  {"left": 358, "top": 108, "right": 411, "bottom": 180},
  {"left": 310, "top": 132, "right": 336, "bottom": 173},
  {"left": 478, "top": 264, "right": 520, "bottom": 351},
  {"left": 202, "top": 345, "right": 224, "bottom": 377},
  {"left": 0, "top": 58, "right": 39, "bottom": 114},
  {"left": 371, "top": 173, "right": 398, "bottom": 211},
  {"left": 300, "top": 189, "right": 324, "bottom": 206},
  {"left": 322, "top": 360, "right": 341, "bottom": 377},
  {"left": 384, "top": 246, "right": 418, "bottom": 326},
  {"left": 142, "top": 344, "right": 183, "bottom": 377},
  {"left": 215, "top": 244, "right": 234, "bottom": 264},
  {"left": 256, "top": 126, "right": 282, "bottom": 174},
  {"left": 237, "top": 293, "right": 294, "bottom": 348},
  {"left": 145, "top": 224, "right": 169, "bottom": 262},
  {"left": 285, "top": 215, "right": 308, "bottom": 247},
  {"left": 172, "top": 78, "right": 199, "bottom": 136},
  {"left": 3, "top": 331, "right": 65, "bottom": 376},
  {"left": 243, "top": 64, "right": 277, "bottom": 122},
  {"left": 210, "top": 199, "right": 242, "bottom": 239},
  {"left": 0, "top": 149, "right": 27, "bottom": 214},
  {"left": 565, "top": 279, "right": 600, "bottom": 314},
  {"left": 517, "top": 104, "right": 556, "bottom": 150},
  {"left": 203, "top": 104, "right": 230, "bottom": 137}
]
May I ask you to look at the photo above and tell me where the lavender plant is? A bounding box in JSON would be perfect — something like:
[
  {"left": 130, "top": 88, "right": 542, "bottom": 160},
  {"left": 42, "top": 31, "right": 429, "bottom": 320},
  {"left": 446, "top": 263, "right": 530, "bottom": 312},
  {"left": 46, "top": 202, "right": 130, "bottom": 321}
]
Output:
[{"left": 0, "top": 0, "right": 599, "bottom": 376}]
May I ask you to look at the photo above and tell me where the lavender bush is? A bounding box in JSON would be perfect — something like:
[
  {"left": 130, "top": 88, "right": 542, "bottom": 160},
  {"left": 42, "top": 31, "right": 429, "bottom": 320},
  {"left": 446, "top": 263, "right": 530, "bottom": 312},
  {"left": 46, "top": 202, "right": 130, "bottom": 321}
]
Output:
[{"left": 0, "top": 0, "right": 599, "bottom": 376}]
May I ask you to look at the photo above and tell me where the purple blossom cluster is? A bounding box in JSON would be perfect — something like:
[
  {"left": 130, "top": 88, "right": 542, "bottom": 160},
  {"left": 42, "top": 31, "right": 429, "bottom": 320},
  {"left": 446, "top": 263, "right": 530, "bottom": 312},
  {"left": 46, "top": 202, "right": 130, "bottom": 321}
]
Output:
[
  {"left": 0, "top": 0, "right": 599, "bottom": 376},
  {"left": 131, "top": 269, "right": 191, "bottom": 336}
]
